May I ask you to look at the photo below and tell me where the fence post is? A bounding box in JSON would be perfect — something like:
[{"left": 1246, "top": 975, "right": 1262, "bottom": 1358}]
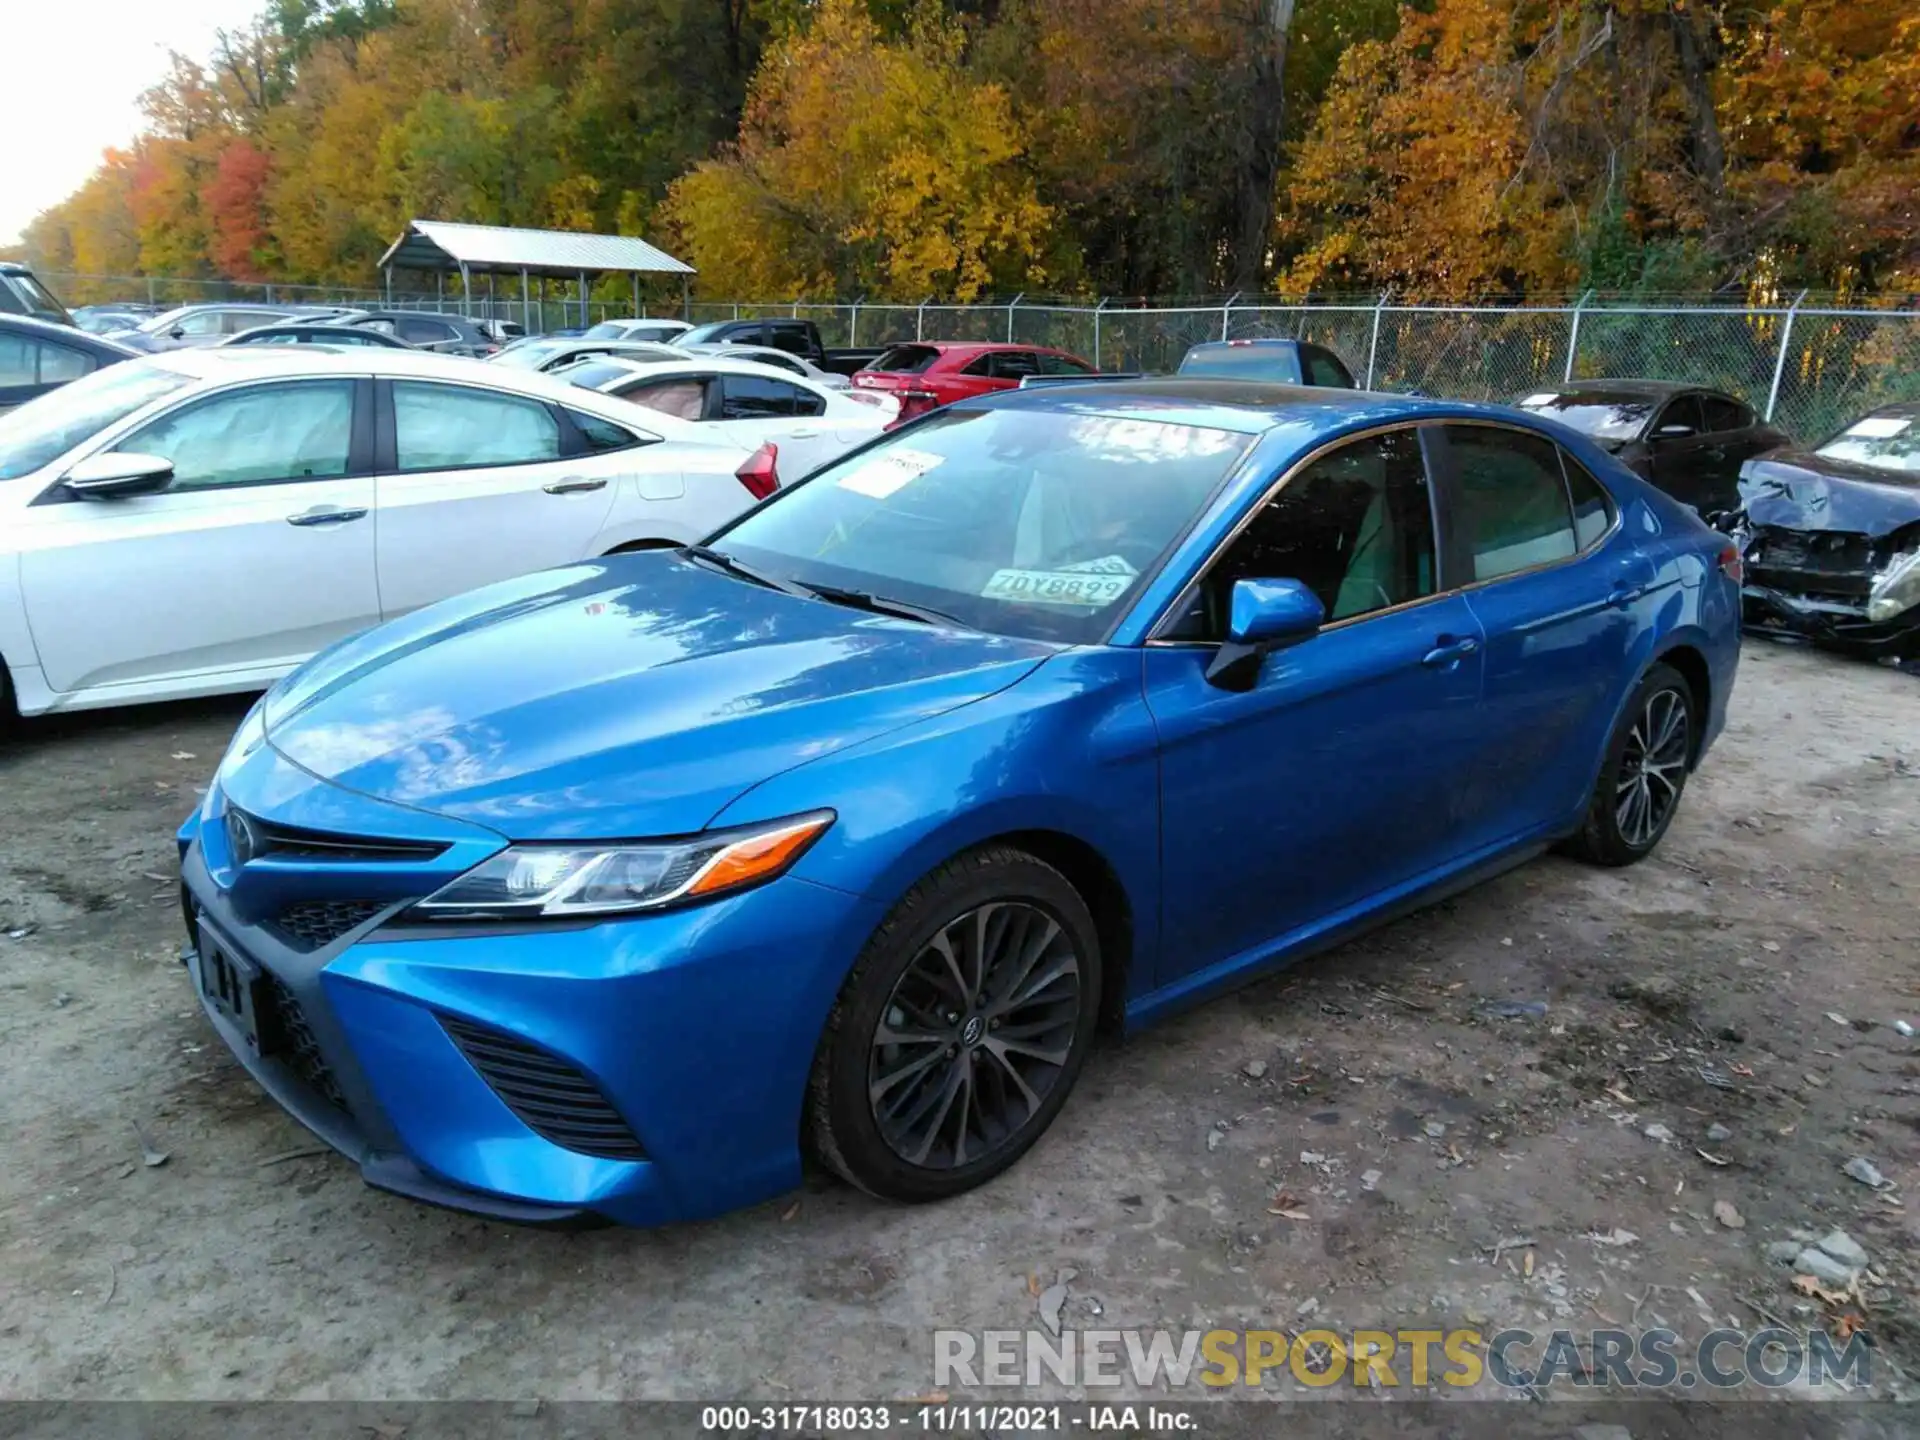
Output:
[
  {"left": 1562, "top": 289, "right": 1594, "bottom": 383},
  {"left": 1093, "top": 297, "right": 1108, "bottom": 369},
  {"left": 1365, "top": 292, "right": 1386, "bottom": 389},
  {"left": 849, "top": 298, "right": 860, "bottom": 349},
  {"left": 1765, "top": 289, "right": 1809, "bottom": 423},
  {"left": 917, "top": 298, "right": 929, "bottom": 342},
  {"left": 1221, "top": 291, "right": 1241, "bottom": 342},
  {"left": 1006, "top": 292, "right": 1024, "bottom": 344}
]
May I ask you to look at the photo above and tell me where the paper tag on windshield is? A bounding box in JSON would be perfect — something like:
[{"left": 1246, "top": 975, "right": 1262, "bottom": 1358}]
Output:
[
  {"left": 836, "top": 448, "right": 942, "bottom": 499},
  {"left": 1520, "top": 393, "right": 1558, "bottom": 407},
  {"left": 981, "top": 555, "right": 1137, "bottom": 607},
  {"left": 1847, "top": 416, "right": 1911, "bottom": 439}
]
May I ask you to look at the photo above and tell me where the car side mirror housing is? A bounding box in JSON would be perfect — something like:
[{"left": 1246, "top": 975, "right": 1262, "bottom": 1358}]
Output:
[
  {"left": 167, "top": 326, "right": 187, "bottom": 341},
  {"left": 64, "top": 452, "right": 175, "bottom": 499},
  {"left": 1205, "top": 578, "right": 1326, "bottom": 690}
]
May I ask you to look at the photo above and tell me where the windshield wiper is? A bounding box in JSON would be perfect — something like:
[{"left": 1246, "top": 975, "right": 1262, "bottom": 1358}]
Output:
[
  {"left": 808, "top": 584, "right": 972, "bottom": 629},
  {"left": 676, "top": 544, "right": 817, "bottom": 600}
]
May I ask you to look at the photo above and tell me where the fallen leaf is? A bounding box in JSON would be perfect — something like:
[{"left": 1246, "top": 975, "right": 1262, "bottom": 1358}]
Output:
[
  {"left": 780, "top": 1200, "right": 800, "bottom": 1222},
  {"left": 1605, "top": 1086, "right": 1636, "bottom": 1105},
  {"left": 1697, "top": 1149, "right": 1730, "bottom": 1166},
  {"left": 1523, "top": 1249, "right": 1535, "bottom": 1277},
  {"left": 1792, "top": 1275, "right": 1849, "bottom": 1306},
  {"left": 1730, "top": 1063, "right": 1754, "bottom": 1077},
  {"left": 905, "top": 1391, "right": 949, "bottom": 1405},
  {"left": 171, "top": 751, "right": 197, "bottom": 761},
  {"left": 1833, "top": 1314, "right": 1865, "bottom": 1341},
  {"left": 1027, "top": 1272, "right": 1041, "bottom": 1297}
]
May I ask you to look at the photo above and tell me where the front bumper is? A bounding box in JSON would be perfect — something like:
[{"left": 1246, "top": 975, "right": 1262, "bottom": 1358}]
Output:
[
  {"left": 179, "top": 756, "right": 878, "bottom": 1227},
  {"left": 1741, "top": 584, "right": 1920, "bottom": 659}
]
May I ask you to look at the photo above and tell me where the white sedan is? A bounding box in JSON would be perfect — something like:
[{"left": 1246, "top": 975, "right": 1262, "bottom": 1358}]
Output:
[
  {"left": 558, "top": 355, "right": 897, "bottom": 483},
  {"left": 0, "top": 347, "right": 770, "bottom": 718}
]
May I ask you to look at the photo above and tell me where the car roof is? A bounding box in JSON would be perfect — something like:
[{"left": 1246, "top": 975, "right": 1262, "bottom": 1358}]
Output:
[
  {"left": 881, "top": 340, "right": 1078, "bottom": 358},
  {"left": 1527, "top": 379, "right": 1712, "bottom": 401},
  {"left": 969, "top": 377, "right": 1502, "bottom": 436},
  {"left": 577, "top": 356, "right": 832, "bottom": 388},
  {"left": 0, "top": 312, "right": 140, "bottom": 356},
  {"left": 1864, "top": 400, "right": 1920, "bottom": 420}
]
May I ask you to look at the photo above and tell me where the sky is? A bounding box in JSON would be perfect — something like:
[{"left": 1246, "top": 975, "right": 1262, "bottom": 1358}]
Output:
[{"left": 3, "top": 0, "right": 265, "bottom": 247}]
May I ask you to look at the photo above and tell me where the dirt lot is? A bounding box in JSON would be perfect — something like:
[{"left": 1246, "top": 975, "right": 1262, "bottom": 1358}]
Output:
[{"left": 2, "top": 641, "right": 1917, "bottom": 1405}]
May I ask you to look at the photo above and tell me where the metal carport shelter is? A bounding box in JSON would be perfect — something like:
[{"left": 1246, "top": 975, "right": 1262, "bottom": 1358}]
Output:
[{"left": 378, "top": 219, "right": 696, "bottom": 331}]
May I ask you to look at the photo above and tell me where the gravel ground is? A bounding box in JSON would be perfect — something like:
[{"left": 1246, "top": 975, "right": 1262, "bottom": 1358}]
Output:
[{"left": 2, "top": 640, "right": 1916, "bottom": 1405}]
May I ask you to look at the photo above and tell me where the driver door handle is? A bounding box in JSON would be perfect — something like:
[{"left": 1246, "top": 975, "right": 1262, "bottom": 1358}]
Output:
[
  {"left": 542, "top": 477, "right": 608, "bottom": 495},
  {"left": 286, "top": 506, "right": 367, "bottom": 527},
  {"left": 1421, "top": 634, "right": 1480, "bottom": 668},
  {"left": 788, "top": 428, "right": 821, "bottom": 439}
]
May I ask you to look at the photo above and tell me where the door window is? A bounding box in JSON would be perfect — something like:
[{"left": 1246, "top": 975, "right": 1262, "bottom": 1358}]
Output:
[
  {"left": 1301, "top": 346, "right": 1355, "bottom": 387},
  {"left": 1165, "top": 428, "right": 1437, "bottom": 640},
  {"left": 0, "top": 336, "right": 94, "bottom": 386},
  {"left": 721, "top": 374, "right": 821, "bottom": 419},
  {"left": 1446, "top": 424, "right": 1579, "bottom": 581},
  {"left": 392, "top": 381, "right": 561, "bottom": 470},
  {"left": 1653, "top": 395, "right": 1704, "bottom": 438},
  {"left": 991, "top": 351, "right": 1040, "bottom": 382},
  {"left": 169, "top": 311, "right": 225, "bottom": 338},
  {"left": 764, "top": 325, "right": 812, "bottom": 356},
  {"left": 961, "top": 353, "right": 995, "bottom": 378},
  {"left": 1700, "top": 394, "right": 1752, "bottom": 433},
  {"left": 222, "top": 310, "right": 285, "bottom": 334},
  {"left": 397, "top": 317, "right": 457, "bottom": 345},
  {"left": 1562, "top": 454, "right": 1617, "bottom": 550},
  {"left": 616, "top": 376, "right": 710, "bottom": 420},
  {"left": 121, "top": 380, "right": 356, "bottom": 490},
  {"left": 1037, "top": 353, "right": 1096, "bottom": 376}
]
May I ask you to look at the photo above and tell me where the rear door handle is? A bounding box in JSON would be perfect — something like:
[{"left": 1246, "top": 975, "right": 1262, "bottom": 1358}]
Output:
[
  {"left": 1421, "top": 634, "right": 1480, "bottom": 668},
  {"left": 286, "top": 506, "right": 367, "bottom": 527},
  {"left": 542, "top": 477, "right": 608, "bottom": 495}
]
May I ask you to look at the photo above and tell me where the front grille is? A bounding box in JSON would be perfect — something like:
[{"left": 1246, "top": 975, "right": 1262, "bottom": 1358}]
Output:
[
  {"left": 441, "top": 1017, "right": 647, "bottom": 1161},
  {"left": 260, "top": 970, "right": 349, "bottom": 1111},
  {"left": 228, "top": 809, "right": 449, "bottom": 864},
  {"left": 1748, "top": 527, "right": 1877, "bottom": 598},
  {"left": 271, "top": 899, "right": 385, "bottom": 951}
]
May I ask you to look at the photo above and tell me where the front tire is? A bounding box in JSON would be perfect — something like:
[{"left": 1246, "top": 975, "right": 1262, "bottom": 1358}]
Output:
[
  {"left": 807, "top": 846, "right": 1102, "bottom": 1203},
  {"left": 1562, "top": 662, "right": 1696, "bottom": 867}
]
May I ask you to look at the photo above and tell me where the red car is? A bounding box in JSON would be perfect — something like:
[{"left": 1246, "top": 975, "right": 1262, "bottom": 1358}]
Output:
[{"left": 852, "top": 341, "right": 1099, "bottom": 424}]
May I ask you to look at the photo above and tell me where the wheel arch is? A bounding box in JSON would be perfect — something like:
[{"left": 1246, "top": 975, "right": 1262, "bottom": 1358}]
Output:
[
  {"left": 975, "top": 827, "right": 1135, "bottom": 1035},
  {"left": 1650, "top": 640, "right": 1711, "bottom": 767}
]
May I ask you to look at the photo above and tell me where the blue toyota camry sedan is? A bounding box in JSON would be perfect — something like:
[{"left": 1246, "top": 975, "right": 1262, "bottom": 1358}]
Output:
[{"left": 179, "top": 380, "right": 1741, "bottom": 1225}]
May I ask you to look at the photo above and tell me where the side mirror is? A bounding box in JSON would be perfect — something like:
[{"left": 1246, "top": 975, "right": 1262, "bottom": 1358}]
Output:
[
  {"left": 1205, "top": 578, "right": 1326, "bottom": 690},
  {"left": 167, "top": 326, "right": 187, "bottom": 341},
  {"left": 64, "top": 452, "right": 175, "bottom": 499}
]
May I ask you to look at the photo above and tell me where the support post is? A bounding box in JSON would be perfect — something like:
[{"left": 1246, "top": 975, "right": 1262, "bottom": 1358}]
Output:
[
  {"left": 460, "top": 262, "right": 473, "bottom": 318},
  {"left": 1562, "top": 288, "right": 1594, "bottom": 383},
  {"left": 681, "top": 275, "right": 690, "bottom": 321},
  {"left": 1765, "top": 289, "right": 1809, "bottom": 423},
  {"left": 1006, "top": 292, "right": 1024, "bottom": 344},
  {"left": 1365, "top": 291, "right": 1386, "bottom": 389},
  {"left": 632, "top": 273, "right": 641, "bottom": 319},
  {"left": 521, "top": 269, "right": 531, "bottom": 335},
  {"left": 1221, "top": 291, "right": 1241, "bottom": 342},
  {"left": 435, "top": 270, "right": 443, "bottom": 311},
  {"left": 578, "top": 271, "right": 588, "bottom": 327},
  {"left": 1093, "top": 297, "right": 1107, "bottom": 369}
]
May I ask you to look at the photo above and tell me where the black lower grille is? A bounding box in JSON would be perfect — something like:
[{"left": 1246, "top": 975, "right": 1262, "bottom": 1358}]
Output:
[
  {"left": 441, "top": 1017, "right": 646, "bottom": 1161},
  {"left": 272, "top": 899, "right": 384, "bottom": 951},
  {"left": 260, "top": 971, "right": 349, "bottom": 1111}
]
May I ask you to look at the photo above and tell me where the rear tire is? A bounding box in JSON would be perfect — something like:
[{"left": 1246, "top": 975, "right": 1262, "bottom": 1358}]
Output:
[
  {"left": 807, "top": 847, "right": 1101, "bottom": 1204},
  {"left": 1561, "top": 662, "right": 1695, "bottom": 867}
]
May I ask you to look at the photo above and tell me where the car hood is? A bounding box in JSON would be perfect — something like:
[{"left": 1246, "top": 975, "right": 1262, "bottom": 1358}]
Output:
[
  {"left": 1738, "top": 452, "right": 1920, "bottom": 536},
  {"left": 263, "top": 554, "right": 1053, "bottom": 840}
]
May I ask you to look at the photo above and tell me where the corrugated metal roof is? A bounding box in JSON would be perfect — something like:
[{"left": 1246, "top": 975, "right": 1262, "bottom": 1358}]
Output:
[{"left": 379, "top": 220, "right": 694, "bottom": 277}]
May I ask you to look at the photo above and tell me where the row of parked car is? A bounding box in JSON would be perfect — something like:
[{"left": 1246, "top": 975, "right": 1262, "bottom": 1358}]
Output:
[{"left": 1, "top": 263, "right": 1915, "bottom": 718}]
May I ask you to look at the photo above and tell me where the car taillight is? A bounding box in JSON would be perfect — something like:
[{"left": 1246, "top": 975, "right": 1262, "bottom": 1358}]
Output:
[
  {"left": 885, "top": 390, "right": 940, "bottom": 430},
  {"left": 1717, "top": 538, "right": 1744, "bottom": 585},
  {"left": 736, "top": 442, "right": 779, "bottom": 500}
]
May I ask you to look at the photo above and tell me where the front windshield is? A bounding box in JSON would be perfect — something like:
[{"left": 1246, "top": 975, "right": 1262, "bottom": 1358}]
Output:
[
  {"left": 715, "top": 407, "right": 1254, "bottom": 643},
  {"left": 0, "top": 361, "right": 192, "bottom": 480},
  {"left": 582, "top": 322, "right": 625, "bottom": 339},
  {"left": 679, "top": 321, "right": 741, "bottom": 345},
  {"left": 1815, "top": 412, "right": 1920, "bottom": 474},
  {"left": 1516, "top": 392, "right": 1654, "bottom": 442}
]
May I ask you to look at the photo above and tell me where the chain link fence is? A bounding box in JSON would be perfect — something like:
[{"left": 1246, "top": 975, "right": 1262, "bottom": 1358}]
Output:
[{"left": 48, "top": 274, "right": 1920, "bottom": 442}]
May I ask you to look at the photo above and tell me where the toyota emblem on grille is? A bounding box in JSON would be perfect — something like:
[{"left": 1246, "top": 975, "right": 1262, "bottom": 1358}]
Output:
[{"left": 226, "top": 809, "right": 258, "bottom": 867}]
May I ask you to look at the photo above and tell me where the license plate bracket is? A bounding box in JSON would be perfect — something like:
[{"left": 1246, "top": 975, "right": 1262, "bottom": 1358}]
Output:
[{"left": 196, "top": 922, "right": 269, "bottom": 1055}]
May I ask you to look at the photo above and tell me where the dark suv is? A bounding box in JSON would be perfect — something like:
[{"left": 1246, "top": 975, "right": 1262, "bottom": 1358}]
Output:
[{"left": 0, "top": 265, "right": 75, "bottom": 326}]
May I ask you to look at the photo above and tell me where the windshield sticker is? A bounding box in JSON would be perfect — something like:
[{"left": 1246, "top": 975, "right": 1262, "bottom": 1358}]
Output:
[
  {"left": 836, "top": 448, "right": 944, "bottom": 499},
  {"left": 1846, "top": 417, "right": 1911, "bottom": 439},
  {"left": 1520, "top": 393, "right": 1558, "bottom": 407},
  {"left": 981, "top": 555, "right": 1138, "bottom": 607}
]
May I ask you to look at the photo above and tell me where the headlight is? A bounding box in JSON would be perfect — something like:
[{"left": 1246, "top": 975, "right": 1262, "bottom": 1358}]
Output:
[
  {"left": 1867, "top": 547, "right": 1920, "bottom": 623},
  {"left": 411, "top": 810, "right": 834, "bottom": 921}
]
